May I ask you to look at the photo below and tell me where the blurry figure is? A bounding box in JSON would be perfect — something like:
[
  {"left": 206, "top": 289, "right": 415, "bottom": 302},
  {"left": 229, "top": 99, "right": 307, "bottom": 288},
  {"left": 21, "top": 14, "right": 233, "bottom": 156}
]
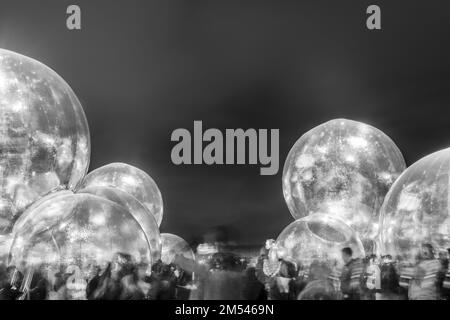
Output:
[
  {"left": 243, "top": 267, "right": 266, "bottom": 300},
  {"left": 87, "top": 252, "right": 136, "bottom": 300},
  {"left": 86, "top": 265, "right": 102, "bottom": 299},
  {"left": 174, "top": 251, "right": 245, "bottom": 300},
  {"left": 442, "top": 249, "right": 450, "bottom": 300},
  {"left": 148, "top": 263, "right": 177, "bottom": 300},
  {"left": 408, "top": 244, "right": 441, "bottom": 300},
  {"left": 26, "top": 265, "right": 49, "bottom": 300},
  {"left": 0, "top": 264, "right": 23, "bottom": 300},
  {"left": 339, "top": 247, "right": 363, "bottom": 300},
  {"left": 437, "top": 250, "right": 449, "bottom": 299},
  {"left": 136, "top": 263, "right": 151, "bottom": 299},
  {"left": 379, "top": 255, "right": 401, "bottom": 300},
  {"left": 87, "top": 263, "right": 113, "bottom": 300},
  {"left": 173, "top": 264, "right": 193, "bottom": 300},
  {"left": 120, "top": 266, "right": 145, "bottom": 300},
  {"left": 298, "top": 261, "right": 337, "bottom": 300},
  {"left": 364, "top": 255, "right": 381, "bottom": 300}
]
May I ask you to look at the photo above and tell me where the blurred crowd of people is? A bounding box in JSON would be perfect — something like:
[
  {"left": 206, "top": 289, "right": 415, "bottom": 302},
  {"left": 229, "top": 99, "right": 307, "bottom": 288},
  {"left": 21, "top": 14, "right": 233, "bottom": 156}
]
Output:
[
  {"left": 0, "top": 243, "right": 449, "bottom": 300},
  {"left": 252, "top": 242, "right": 450, "bottom": 300}
]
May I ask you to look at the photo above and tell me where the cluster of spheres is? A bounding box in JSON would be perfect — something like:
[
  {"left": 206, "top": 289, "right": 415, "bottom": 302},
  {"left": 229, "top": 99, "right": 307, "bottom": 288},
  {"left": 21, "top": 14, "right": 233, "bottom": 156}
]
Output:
[
  {"left": 0, "top": 49, "right": 193, "bottom": 299},
  {"left": 282, "top": 119, "right": 406, "bottom": 252},
  {"left": 379, "top": 148, "right": 450, "bottom": 264},
  {"left": 0, "top": 48, "right": 90, "bottom": 234},
  {"left": 2, "top": 47, "right": 449, "bottom": 300}
]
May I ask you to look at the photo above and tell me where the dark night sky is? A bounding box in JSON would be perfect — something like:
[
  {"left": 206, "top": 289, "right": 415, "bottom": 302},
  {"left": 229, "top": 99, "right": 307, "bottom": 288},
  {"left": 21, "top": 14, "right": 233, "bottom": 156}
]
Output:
[{"left": 1, "top": 0, "right": 450, "bottom": 245}]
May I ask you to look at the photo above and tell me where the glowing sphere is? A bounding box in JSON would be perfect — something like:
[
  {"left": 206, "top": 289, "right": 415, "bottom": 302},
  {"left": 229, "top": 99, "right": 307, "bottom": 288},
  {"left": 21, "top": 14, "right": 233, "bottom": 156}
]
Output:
[
  {"left": 77, "top": 163, "right": 163, "bottom": 226},
  {"left": 0, "top": 49, "right": 90, "bottom": 234},
  {"left": 12, "top": 190, "right": 74, "bottom": 235},
  {"left": 379, "top": 148, "right": 450, "bottom": 262},
  {"left": 282, "top": 119, "right": 406, "bottom": 242},
  {"left": 77, "top": 186, "right": 161, "bottom": 263},
  {"left": 161, "top": 233, "right": 194, "bottom": 265},
  {"left": 9, "top": 193, "right": 152, "bottom": 271},
  {"left": 273, "top": 214, "right": 365, "bottom": 269}
]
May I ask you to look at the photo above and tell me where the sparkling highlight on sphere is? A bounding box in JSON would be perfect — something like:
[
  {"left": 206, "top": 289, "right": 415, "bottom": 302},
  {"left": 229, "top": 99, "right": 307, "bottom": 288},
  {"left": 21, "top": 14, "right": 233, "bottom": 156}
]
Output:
[
  {"left": 0, "top": 49, "right": 90, "bottom": 234},
  {"left": 161, "top": 233, "right": 194, "bottom": 265},
  {"left": 273, "top": 213, "right": 365, "bottom": 269},
  {"left": 77, "top": 186, "right": 161, "bottom": 263},
  {"left": 77, "top": 163, "right": 163, "bottom": 226},
  {"left": 9, "top": 193, "right": 152, "bottom": 272},
  {"left": 379, "top": 148, "right": 450, "bottom": 262},
  {"left": 282, "top": 119, "right": 406, "bottom": 242}
]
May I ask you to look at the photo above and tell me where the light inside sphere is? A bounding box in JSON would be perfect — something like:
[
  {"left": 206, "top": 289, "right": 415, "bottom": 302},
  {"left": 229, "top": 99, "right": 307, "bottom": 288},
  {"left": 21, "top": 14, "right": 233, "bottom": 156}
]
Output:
[
  {"left": 8, "top": 193, "right": 152, "bottom": 300},
  {"left": 379, "top": 148, "right": 450, "bottom": 263},
  {"left": 161, "top": 233, "right": 195, "bottom": 265},
  {"left": 0, "top": 48, "right": 90, "bottom": 234},
  {"left": 273, "top": 213, "right": 365, "bottom": 271},
  {"left": 77, "top": 163, "right": 163, "bottom": 226},
  {"left": 11, "top": 190, "right": 74, "bottom": 236},
  {"left": 77, "top": 186, "right": 161, "bottom": 264},
  {"left": 282, "top": 119, "right": 406, "bottom": 245}
]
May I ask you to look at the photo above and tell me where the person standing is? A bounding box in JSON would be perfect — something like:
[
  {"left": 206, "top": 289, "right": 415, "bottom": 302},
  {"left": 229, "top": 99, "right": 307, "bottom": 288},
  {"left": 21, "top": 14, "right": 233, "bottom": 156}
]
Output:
[
  {"left": 340, "top": 247, "right": 363, "bottom": 300},
  {"left": 365, "top": 255, "right": 381, "bottom": 300},
  {"left": 408, "top": 244, "right": 441, "bottom": 300}
]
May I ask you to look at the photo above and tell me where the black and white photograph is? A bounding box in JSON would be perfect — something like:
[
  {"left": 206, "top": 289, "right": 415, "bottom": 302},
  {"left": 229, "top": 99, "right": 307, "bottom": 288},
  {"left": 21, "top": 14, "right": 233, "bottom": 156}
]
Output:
[{"left": 0, "top": 0, "right": 450, "bottom": 311}]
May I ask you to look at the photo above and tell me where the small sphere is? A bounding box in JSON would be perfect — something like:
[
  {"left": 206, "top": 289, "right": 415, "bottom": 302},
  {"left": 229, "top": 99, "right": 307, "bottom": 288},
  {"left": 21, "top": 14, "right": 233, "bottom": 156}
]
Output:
[
  {"left": 77, "top": 163, "right": 163, "bottom": 226},
  {"left": 273, "top": 213, "right": 365, "bottom": 269},
  {"left": 161, "top": 233, "right": 194, "bottom": 265}
]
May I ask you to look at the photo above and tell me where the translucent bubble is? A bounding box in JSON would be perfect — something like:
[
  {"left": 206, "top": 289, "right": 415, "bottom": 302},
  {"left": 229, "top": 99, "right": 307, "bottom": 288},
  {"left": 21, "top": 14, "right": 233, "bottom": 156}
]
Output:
[
  {"left": 77, "top": 163, "right": 163, "bottom": 226},
  {"left": 11, "top": 190, "right": 74, "bottom": 236},
  {"left": 0, "top": 49, "right": 90, "bottom": 234},
  {"left": 77, "top": 186, "right": 161, "bottom": 263},
  {"left": 161, "top": 233, "right": 194, "bottom": 265},
  {"left": 379, "top": 148, "right": 450, "bottom": 263},
  {"left": 282, "top": 119, "right": 406, "bottom": 244},
  {"left": 9, "top": 193, "right": 152, "bottom": 271},
  {"left": 273, "top": 213, "right": 365, "bottom": 269}
]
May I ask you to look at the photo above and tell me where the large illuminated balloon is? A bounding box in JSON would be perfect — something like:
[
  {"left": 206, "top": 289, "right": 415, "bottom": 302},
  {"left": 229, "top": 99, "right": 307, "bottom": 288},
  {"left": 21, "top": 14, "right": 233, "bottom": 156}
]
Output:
[
  {"left": 282, "top": 119, "right": 406, "bottom": 242},
  {"left": 77, "top": 163, "right": 163, "bottom": 226},
  {"left": 161, "top": 233, "right": 194, "bottom": 265},
  {"left": 273, "top": 214, "right": 365, "bottom": 269},
  {"left": 0, "top": 49, "right": 90, "bottom": 234},
  {"left": 9, "top": 193, "right": 152, "bottom": 272},
  {"left": 379, "top": 148, "right": 450, "bottom": 262},
  {"left": 77, "top": 186, "right": 161, "bottom": 263}
]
